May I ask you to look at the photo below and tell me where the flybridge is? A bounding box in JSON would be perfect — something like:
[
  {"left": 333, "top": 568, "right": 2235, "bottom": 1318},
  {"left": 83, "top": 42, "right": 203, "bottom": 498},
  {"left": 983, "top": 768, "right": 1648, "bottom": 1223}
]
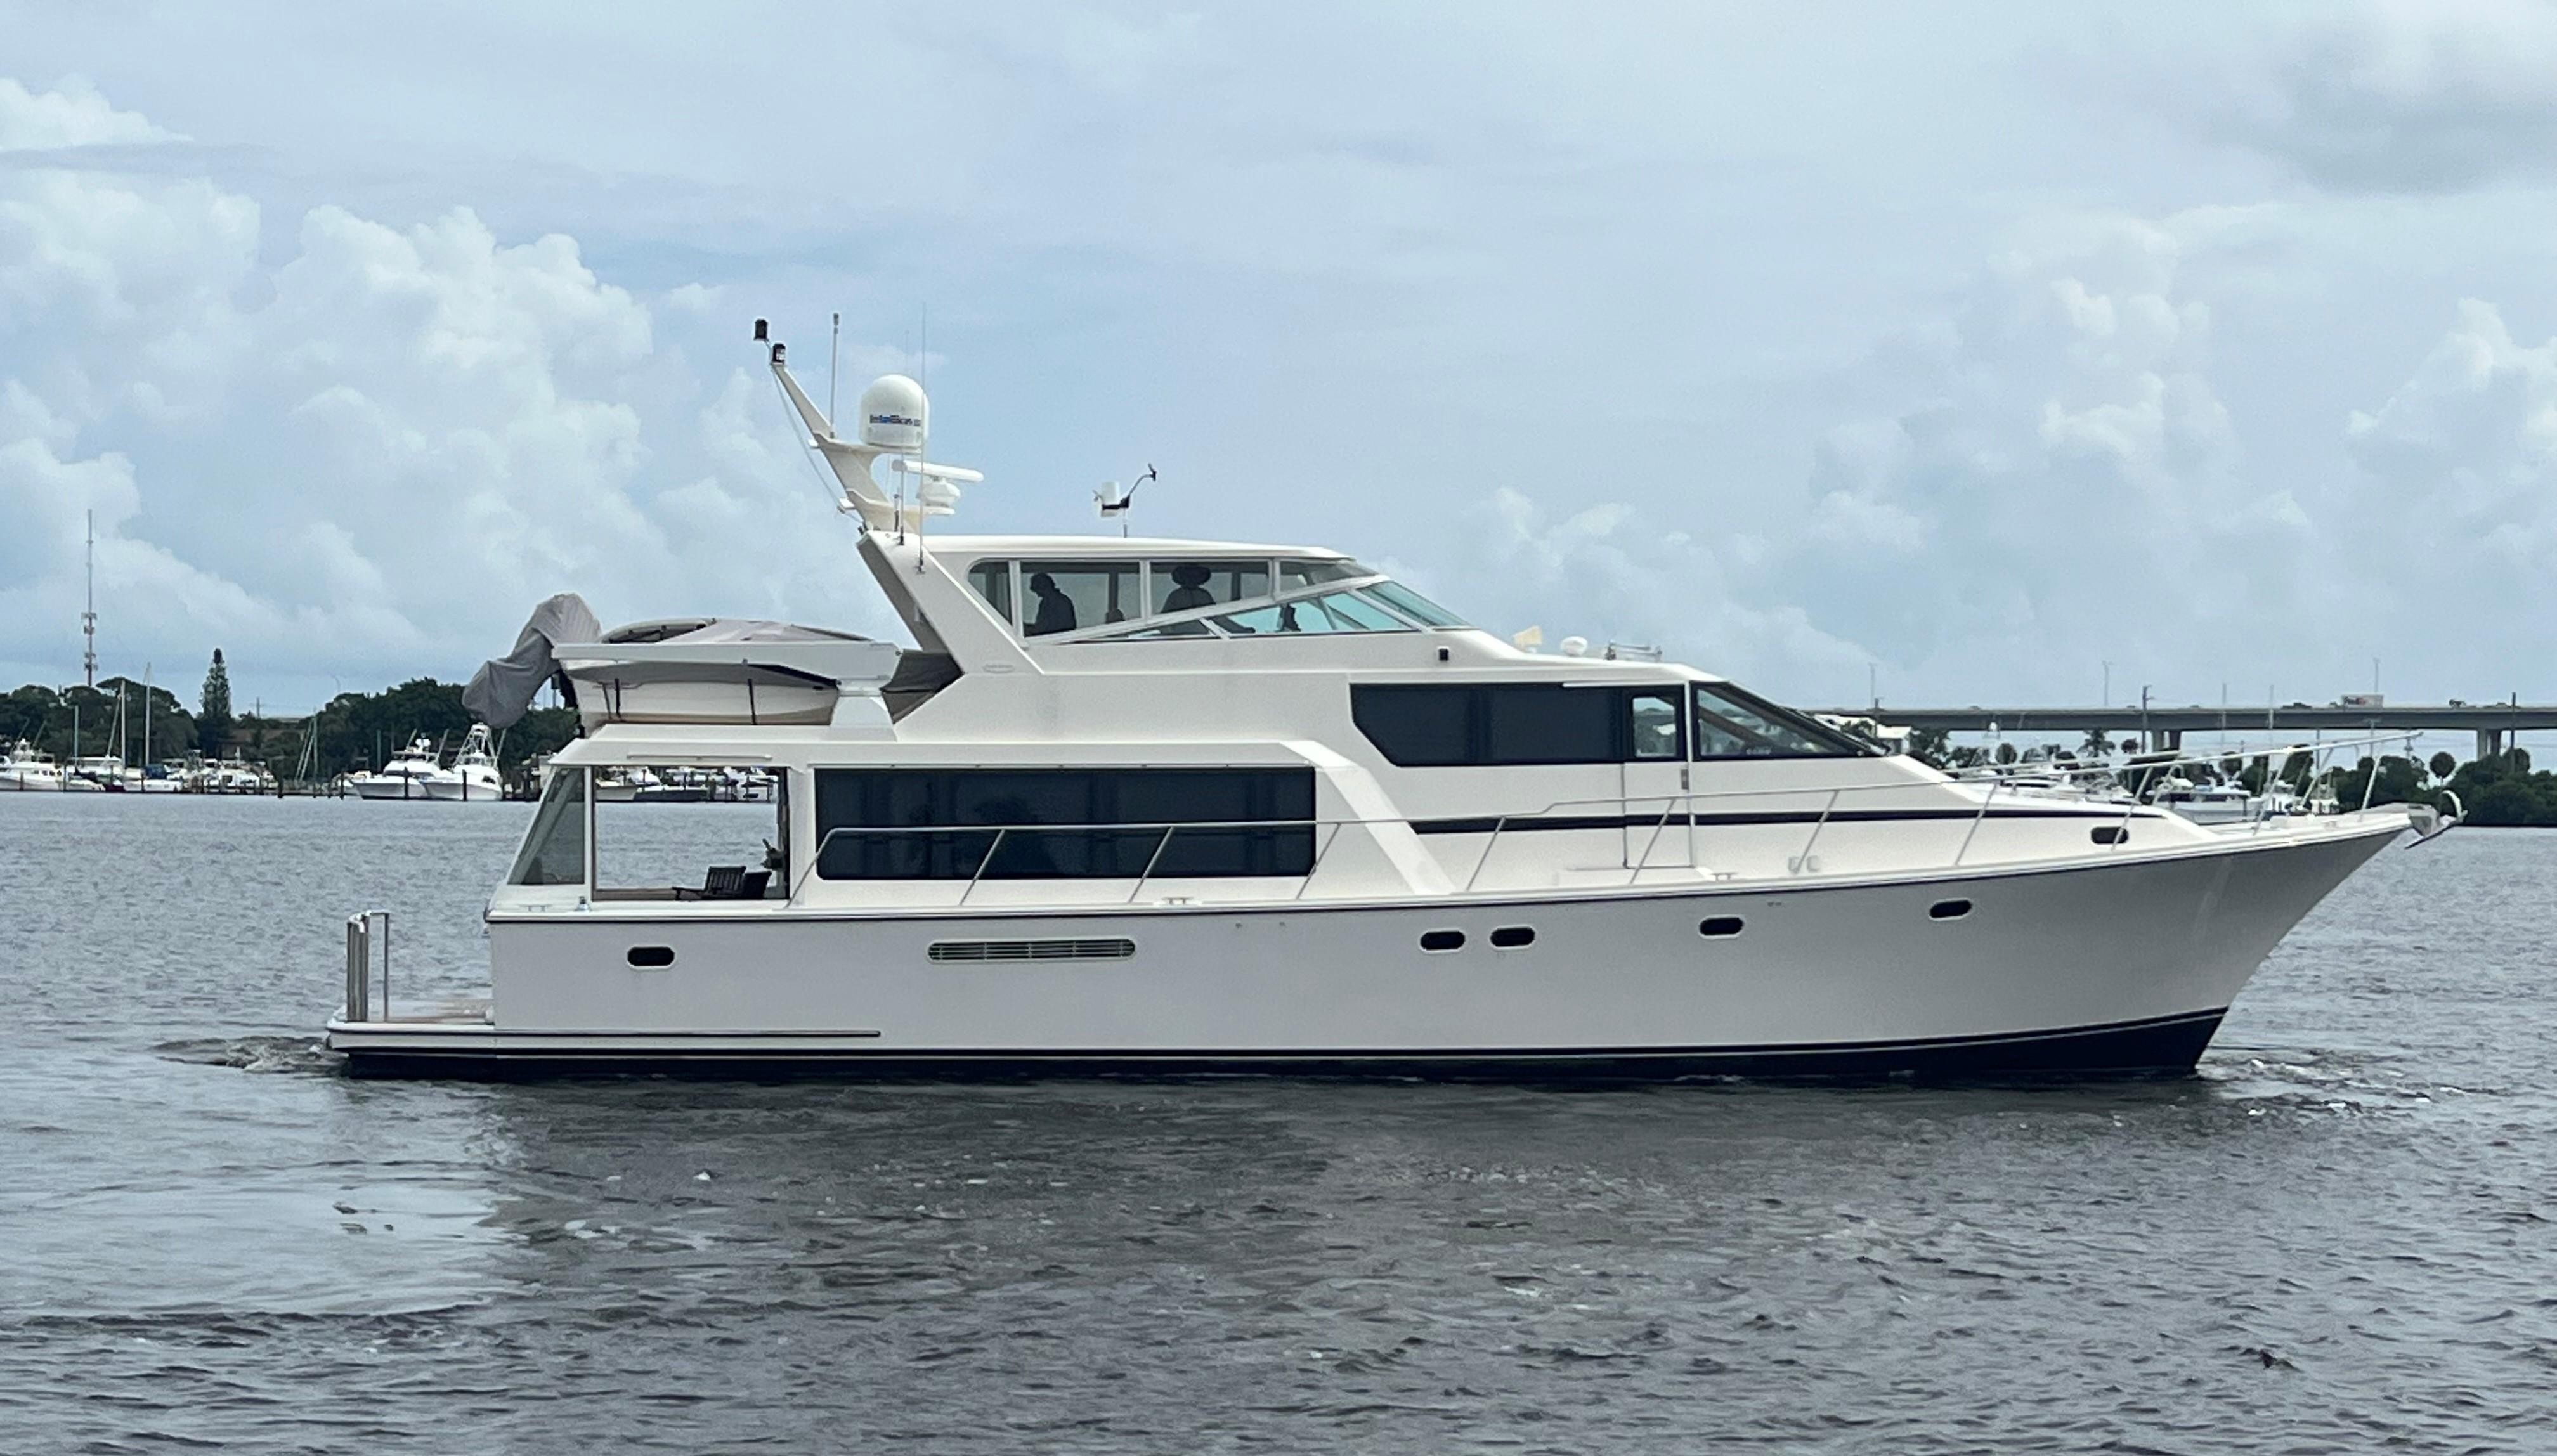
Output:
[{"left": 755, "top": 318, "right": 982, "bottom": 533}]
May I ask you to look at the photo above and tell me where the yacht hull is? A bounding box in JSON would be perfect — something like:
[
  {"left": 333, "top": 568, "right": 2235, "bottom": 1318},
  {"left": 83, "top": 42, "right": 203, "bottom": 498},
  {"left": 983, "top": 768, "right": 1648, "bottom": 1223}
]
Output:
[
  {"left": 330, "top": 817, "right": 2401, "bottom": 1079},
  {"left": 351, "top": 779, "right": 430, "bottom": 800}
]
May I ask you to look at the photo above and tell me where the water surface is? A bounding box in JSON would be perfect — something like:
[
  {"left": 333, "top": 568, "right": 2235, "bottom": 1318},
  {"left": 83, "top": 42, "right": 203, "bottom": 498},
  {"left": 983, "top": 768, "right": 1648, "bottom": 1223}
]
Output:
[{"left": 3, "top": 795, "right": 2551, "bottom": 1452}]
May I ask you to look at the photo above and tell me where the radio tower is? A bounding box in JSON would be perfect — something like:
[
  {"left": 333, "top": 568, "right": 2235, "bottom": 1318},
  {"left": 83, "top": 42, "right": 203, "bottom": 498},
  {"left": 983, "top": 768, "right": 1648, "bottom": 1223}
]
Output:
[{"left": 82, "top": 510, "right": 98, "bottom": 688}]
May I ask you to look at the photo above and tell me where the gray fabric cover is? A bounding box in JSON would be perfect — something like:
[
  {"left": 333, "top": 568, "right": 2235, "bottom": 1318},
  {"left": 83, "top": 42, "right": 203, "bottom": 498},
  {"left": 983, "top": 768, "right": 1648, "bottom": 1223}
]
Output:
[{"left": 464, "top": 593, "right": 604, "bottom": 729}]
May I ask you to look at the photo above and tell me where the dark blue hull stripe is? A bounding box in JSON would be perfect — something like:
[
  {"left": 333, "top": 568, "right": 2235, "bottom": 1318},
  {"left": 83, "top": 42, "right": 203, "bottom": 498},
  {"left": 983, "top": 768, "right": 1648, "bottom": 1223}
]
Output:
[{"left": 341, "top": 1008, "right": 2228, "bottom": 1081}]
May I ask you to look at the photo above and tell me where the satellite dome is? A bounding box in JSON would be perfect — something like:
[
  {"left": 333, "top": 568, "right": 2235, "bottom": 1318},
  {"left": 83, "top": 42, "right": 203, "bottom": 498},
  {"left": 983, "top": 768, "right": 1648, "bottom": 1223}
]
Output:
[{"left": 857, "top": 375, "right": 928, "bottom": 452}]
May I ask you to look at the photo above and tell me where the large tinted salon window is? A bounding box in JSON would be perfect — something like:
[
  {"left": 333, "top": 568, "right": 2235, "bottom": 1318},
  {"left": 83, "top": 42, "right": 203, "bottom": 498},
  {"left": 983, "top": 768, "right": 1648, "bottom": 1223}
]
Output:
[{"left": 814, "top": 768, "right": 1315, "bottom": 880}]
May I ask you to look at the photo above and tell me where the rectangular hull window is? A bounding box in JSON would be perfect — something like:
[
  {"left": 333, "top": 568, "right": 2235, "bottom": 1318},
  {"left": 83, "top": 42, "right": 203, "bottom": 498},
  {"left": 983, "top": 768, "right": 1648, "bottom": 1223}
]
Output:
[{"left": 814, "top": 768, "right": 1316, "bottom": 880}]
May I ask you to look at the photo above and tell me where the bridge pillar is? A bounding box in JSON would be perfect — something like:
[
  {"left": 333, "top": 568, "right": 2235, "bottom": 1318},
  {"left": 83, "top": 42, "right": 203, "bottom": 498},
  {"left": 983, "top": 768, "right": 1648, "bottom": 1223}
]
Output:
[
  {"left": 2477, "top": 729, "right": 2504, "bottom": 761},
  {"left": 2156, "top": 729, "right": 2183, "bottom": 753}
]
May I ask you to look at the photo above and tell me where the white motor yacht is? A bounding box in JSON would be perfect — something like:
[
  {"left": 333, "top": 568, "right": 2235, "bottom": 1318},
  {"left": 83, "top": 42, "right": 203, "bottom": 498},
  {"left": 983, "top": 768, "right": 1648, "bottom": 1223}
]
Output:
[
  {"left": 324, "top": 330, "right": 2449, "bottom": 1079},
  {"left": 2152, "top": 777, "right": 2261, "bottom": 826},
  {"left": 1, "top": 740, "right": 64, "bottom": 791},
  {"left": 350, "top": 738, "right": 445, "bottom": 800},
  {"left": 423, "top": 724, "right": 505, "bottom": 802}
]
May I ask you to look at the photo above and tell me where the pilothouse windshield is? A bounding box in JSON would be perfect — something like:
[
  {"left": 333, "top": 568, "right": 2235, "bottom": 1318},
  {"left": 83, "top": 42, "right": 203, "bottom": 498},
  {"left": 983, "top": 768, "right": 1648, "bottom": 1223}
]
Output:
[{"left": 961, "top": 554, "right": 1473, "bottom": 641}]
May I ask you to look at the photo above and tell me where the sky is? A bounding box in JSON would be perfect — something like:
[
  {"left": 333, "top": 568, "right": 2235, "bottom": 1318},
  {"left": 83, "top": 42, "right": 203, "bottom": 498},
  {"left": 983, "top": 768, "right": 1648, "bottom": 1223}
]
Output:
[{"left": 4, "top": 1, "right": 2555, "bottom": 718}]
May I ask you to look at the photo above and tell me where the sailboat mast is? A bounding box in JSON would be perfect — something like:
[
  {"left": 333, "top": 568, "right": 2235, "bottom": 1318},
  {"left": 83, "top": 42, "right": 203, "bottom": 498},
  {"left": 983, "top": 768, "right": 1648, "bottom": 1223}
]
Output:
[{"left": 82, "top": 510, "right": 97, "bottom": 689}]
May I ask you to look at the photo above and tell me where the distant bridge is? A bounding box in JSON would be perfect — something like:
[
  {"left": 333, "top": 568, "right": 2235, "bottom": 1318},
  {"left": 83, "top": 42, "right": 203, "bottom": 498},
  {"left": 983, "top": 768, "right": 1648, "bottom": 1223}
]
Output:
[{"left": 1812, "top": 704, "right": 2557, "bottom": 760}]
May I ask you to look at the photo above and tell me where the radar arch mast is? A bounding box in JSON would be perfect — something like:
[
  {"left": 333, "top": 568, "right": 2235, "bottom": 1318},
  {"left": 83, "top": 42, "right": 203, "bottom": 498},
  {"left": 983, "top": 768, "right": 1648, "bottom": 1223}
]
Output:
[{"left": 757, "top": 318, "right": 981, "bottom": 533}]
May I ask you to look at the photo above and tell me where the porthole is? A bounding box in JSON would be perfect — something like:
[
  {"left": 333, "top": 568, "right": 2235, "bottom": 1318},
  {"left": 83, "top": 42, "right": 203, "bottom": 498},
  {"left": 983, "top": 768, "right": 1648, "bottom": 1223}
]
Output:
[
  {"left": 2090, "top": 825, "right": 2129, "bottom": 845},
  {"left": 1928, "top": 899, "right": 1972, "bottom": 921},
  {"left": 1420, "top": 930, "right": 1466, "bottom": 952},
  {"left": 627, "top": 946, "right": 676, "bottom": 968},
  {"left": 1489, "top": 926, "right": 1535, "bottom": 949},
  {"left": 1698, "top": 916, "right": 1745, "bottom": 938}
]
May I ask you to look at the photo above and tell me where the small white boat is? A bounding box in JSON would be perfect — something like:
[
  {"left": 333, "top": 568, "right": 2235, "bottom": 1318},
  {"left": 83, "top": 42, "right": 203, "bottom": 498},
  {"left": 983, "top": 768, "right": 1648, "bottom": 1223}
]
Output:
[
  {"left": 0, "top": 740, "right": 64, "bottom": 791},
  {"left": 423, "top": 725, "right": 505, "bottom": 802},
  {"left": 350, "top": 738, "right": 445, "bottom": 800},
  {"left": 209, "top": 757, "right": 275, "bottom": 794}
]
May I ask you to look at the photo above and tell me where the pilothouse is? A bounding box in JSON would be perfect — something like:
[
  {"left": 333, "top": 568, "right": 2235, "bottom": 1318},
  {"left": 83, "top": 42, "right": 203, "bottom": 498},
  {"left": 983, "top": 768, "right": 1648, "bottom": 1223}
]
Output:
[{"left": 324, "top": 320, "right": 2450, "bottom": 1076}]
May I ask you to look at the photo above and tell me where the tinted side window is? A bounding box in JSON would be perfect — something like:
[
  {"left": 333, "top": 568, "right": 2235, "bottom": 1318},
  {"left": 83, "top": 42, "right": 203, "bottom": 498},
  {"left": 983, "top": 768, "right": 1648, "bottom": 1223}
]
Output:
[
  {"left": 1353, "top": 685, "right": 1636, "bottom": 766},
  {"left": 1628, "top": 689, "right": 1682, "bottom": 759},
  {"left": 1691, "top": 682, "right": 1866, "bottom": 759},
  {"left": 966, "top": 561, "right": 1013, "bottom": 627},
  {"left": 1020, "top": 561, "right": 1140, "bottom": 636},
  {"left": 1352, "top": 687, "right": 1474, "bottom": 766},
  {"left": 1482, "top": 686, "right": 1613, "bottom": 764},
  {"left": 1150, "top": 560, "right": 1270, "bottom": 616}
]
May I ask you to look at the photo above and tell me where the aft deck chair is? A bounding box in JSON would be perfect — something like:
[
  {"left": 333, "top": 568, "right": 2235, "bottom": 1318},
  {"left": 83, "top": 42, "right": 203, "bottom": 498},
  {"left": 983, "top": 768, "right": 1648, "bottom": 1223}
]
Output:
[{"left": 701, "top": 865, "right": 772, "bottom": 900}]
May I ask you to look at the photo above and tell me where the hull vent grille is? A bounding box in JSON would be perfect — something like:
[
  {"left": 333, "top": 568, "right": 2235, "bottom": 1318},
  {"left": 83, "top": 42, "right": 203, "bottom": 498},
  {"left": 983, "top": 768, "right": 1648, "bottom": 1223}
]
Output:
[{"left": 929, "top": 937, "right": 1137, "bottom": 964}]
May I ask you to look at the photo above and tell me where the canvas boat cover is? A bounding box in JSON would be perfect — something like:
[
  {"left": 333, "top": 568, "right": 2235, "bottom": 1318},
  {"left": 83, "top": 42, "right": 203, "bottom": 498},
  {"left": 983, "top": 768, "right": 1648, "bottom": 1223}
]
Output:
[
  {"left": 464, "top": 593, "right": 604, "bottom": 729},
  {"left": 471, "top": 599, "right": 888, "bottom": 730}
]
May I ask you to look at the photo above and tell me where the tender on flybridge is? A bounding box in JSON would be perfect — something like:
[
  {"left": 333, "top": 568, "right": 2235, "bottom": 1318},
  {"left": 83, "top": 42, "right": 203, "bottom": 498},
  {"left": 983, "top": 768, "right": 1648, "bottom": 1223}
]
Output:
[{"left": 325, "top": 320, "right": 2447, "bottom": 1078}]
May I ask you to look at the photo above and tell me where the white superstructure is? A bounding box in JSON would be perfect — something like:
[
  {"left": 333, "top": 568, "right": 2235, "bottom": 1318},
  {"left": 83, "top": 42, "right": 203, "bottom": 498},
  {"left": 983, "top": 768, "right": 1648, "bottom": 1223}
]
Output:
[
  {"left": 349, "top": 738, "right": 445, "bottom": 800},
  {"left": 325, "top": 327, "right": 2447, "bottom": 1078}
]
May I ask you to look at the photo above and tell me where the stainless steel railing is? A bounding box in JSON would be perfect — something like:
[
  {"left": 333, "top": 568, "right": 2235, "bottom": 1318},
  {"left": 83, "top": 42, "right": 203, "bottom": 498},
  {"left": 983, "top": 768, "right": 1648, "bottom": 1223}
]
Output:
[
  {"left": 344, "top": 910, "right": 388, "bottom": 1022},
  {"left": 784, "top": 729, "right": 2436, "bottom": 906}
]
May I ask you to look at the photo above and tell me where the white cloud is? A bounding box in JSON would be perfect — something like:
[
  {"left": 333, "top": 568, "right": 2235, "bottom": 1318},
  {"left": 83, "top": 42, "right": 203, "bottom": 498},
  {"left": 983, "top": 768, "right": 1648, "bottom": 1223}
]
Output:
[
  {"left": 1438, "top": 486, "right": 1873, "bottom": 696},
  {"left": 2344, "top": 298, "right": 2557, "bottom": 577},
  {"left": 1760, "top": 213, "right": 2342, "bottom": 698},
  {"left": 0, "top": 75, "right": 176, "bottom": 151},
  {"left": 2194, "top": 1, "right": 2557, "bottom": 192}
]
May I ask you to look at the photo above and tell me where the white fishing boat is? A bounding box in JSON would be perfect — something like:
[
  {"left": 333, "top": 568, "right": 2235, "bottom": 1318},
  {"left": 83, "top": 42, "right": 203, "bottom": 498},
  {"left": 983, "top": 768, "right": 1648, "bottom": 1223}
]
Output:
[
  {"left": 349, "top": 738, "right": 445, "bottom": 800},
  {"left": 0, "top": 740, "right": 64, "bottom": 791},
  {"left": 324, "top": 325, "right": 2451, "bottom": 1079},
  {"left": 423, "top": 724, "right": 505, "bottom": 802}
]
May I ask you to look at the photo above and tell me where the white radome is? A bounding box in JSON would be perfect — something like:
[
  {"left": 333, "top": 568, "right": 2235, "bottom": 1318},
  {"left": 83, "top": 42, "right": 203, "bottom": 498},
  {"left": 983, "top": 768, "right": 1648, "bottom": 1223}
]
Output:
[{"left": 857, "top": 374, "right": 928, "bottom": 452}]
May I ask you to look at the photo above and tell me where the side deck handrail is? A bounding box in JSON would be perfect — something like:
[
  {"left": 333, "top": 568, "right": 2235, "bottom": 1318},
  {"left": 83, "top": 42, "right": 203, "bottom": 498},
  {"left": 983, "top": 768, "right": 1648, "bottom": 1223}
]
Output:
[{"left": 787, "top": 725, "right": 2426, "bottom": 902}]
